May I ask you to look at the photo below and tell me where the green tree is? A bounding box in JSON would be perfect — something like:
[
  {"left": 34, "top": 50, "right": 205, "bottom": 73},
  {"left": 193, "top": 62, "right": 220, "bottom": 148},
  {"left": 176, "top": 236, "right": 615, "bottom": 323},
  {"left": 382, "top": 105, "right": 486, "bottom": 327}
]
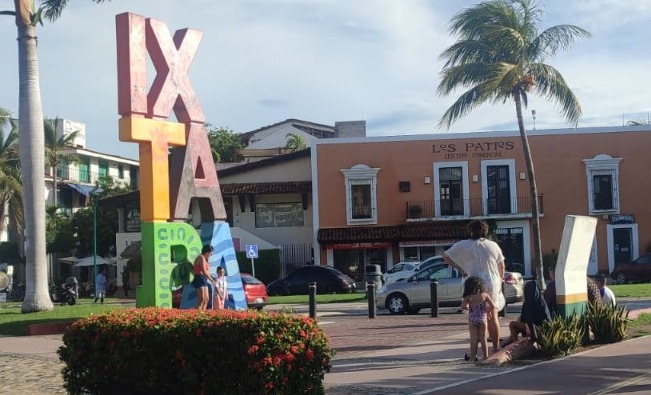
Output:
[
  {"left": 44, "top": 117, "right": 80, "bottom": 209},
  {"left": 0, "top": 109, "right": 23, "bottom": 248},
  {"left": 437, "top": 0, "right": 590, "bottom": 288},
  {"left": 284, "top": 133, "right": 307, "bottom": 152},
  {"left": 1, "top": 0, "right": 113, "bottom": 313},
  {"left": 207, "top": 126, "right": 244, "bottom": 163},
  {"left": 46, "top": 206, "right": 75, "bottom": 254}
]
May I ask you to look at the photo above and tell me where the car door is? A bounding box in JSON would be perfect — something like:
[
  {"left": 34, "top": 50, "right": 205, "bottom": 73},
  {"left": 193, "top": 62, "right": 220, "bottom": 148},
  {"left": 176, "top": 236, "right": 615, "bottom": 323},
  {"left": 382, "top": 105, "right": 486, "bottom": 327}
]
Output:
[
  {"left": 407, "top": 264, "right": 451, "bottom": 305},
  {"left": 637, "top": 254, "right": 651, "bottom": 281},
  {"left": 285, "top": 267, "right": 310, "bottom": 294}
]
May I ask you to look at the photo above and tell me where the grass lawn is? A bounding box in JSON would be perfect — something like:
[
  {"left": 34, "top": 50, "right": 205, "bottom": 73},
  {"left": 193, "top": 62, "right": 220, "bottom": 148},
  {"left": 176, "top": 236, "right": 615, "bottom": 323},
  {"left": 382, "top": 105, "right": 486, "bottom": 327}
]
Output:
[
  {"left": 267, "top": 293, "right": 367, "bottom": 305},
  {"left": 611, "top": 283, "right": 651, "bottom": 298},
  {"left": 0, "top": 299, "right": 126, "bottom": 336}
]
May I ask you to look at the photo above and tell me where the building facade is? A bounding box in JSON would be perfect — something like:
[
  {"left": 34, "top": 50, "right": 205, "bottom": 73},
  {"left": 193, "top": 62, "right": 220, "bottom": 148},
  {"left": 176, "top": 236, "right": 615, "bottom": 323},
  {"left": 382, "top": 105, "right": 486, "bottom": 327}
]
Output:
[{"left": 312, "top": 126, "right": 651, "bottom": 281}]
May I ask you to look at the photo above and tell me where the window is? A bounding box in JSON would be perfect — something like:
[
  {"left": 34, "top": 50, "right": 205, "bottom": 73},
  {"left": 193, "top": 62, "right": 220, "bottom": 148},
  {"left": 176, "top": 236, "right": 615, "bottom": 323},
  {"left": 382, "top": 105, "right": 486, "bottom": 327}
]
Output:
[
  {"left": 98, "top": 160, "right": 108, "bottom": 180},
  {"left": 255, "top": 202, "right": 304, "bottom": 228},
  {"left": 481, "top": 159, "right": 516, "bottom": 215},
  {"left": 433, "top": 162, "right": 469, "bottom": 217},
  {"left": 118, "top": 164, "right": 125, "bottom": 179},
  {"left": 78, "top": 158, "right": 90, "bottom": 183},
  {"left": 342, "top": 164, "right": 379, "bottom": 225},
  {"left": 583, "top": 154, "right": 621, "bottom": 214}
]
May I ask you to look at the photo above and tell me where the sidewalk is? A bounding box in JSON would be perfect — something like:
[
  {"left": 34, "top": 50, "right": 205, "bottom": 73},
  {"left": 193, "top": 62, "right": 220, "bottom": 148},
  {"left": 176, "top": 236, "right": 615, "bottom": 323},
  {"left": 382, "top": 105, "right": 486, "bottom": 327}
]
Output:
[{"left": 0, "top": 301, "right": 649, "bottom": 394}]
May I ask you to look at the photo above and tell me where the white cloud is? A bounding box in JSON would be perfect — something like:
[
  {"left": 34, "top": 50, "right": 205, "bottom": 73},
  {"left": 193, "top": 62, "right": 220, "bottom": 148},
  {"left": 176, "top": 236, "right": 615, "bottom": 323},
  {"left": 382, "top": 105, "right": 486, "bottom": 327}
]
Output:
[{"left": 0, "top": 0, "right": 649, "bottom": 159}]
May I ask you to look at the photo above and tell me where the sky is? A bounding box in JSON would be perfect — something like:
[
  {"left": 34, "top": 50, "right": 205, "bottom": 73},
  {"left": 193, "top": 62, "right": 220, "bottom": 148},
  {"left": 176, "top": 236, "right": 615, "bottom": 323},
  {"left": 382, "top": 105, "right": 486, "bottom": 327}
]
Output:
[{"left": 1, "top": 0, "right": 650, "bottom": 160}]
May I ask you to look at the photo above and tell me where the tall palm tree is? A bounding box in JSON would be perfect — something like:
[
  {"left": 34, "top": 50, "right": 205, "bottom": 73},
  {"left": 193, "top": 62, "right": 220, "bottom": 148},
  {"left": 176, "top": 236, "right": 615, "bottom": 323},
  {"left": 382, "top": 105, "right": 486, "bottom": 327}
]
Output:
[
  {"left": 0, "top": 109, "right": 23, "bottom": 246},
  {"left": 437, "top": 0, "right": 590, "bottom": 289},
  {"left": 1, "top": 0, "right": 112, "bottom": 313},
  {"left": 284, "top": 133, "right": 307, "bottom": 152},
  {"left": 44, "top": 118, "right": 79, "bottom": 209}
]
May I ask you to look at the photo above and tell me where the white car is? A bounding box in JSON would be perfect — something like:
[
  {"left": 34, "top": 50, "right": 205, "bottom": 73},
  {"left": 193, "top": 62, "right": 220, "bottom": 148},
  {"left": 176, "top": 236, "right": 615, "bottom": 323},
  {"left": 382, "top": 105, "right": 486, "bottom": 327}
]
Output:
[{"left": 382, "top": 261, "right": 421, "bottom": 284}]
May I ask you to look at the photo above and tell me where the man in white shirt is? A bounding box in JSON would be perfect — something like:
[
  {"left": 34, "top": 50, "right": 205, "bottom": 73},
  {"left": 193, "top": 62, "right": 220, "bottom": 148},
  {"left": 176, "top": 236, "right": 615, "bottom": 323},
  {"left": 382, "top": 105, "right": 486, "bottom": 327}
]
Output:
[{"left": 595, "top": 273, "right": 616, "bottom": 306}]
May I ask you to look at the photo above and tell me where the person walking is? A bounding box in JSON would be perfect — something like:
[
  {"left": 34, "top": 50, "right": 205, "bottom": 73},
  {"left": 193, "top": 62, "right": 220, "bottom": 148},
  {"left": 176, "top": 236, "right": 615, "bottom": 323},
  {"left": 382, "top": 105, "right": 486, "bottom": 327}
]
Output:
[
  {"left": 462, "top": 276, "right": 496, "bottom": 362},
  {"left": 94, "top": 267, "right": 107, "bottom": 304},
  {"left": 444, "top": 220, "right": 506, "bottom": 354}
]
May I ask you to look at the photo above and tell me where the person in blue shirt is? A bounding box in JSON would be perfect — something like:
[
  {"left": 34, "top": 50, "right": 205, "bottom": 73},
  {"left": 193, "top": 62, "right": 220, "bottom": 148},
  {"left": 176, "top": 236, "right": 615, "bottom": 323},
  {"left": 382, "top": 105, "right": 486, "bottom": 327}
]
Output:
[{"left": 94, "top": 267, "right": 107, "bottom": 304}]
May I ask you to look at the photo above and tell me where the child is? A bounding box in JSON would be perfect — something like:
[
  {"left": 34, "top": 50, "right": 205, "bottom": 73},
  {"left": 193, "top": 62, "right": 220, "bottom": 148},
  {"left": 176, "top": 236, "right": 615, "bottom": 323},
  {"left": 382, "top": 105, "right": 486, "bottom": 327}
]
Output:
[{"left": 462, "top": 276, "right": 496, "bottom": 361}]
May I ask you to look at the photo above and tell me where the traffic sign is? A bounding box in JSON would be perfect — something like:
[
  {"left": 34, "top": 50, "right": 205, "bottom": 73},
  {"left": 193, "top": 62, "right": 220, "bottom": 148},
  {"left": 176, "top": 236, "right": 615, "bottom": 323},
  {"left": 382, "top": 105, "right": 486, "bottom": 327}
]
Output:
[{"left": 246, "top": 244, "right": 259, "bottom": 259}]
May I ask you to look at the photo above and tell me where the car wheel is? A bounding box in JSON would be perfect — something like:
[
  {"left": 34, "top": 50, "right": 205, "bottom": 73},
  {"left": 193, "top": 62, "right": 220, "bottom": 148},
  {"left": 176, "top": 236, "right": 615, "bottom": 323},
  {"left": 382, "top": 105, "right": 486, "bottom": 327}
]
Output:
[
  {"left": 386, "top": 293, "right": 408, "bottom": 315},
  {"left": 616, "top": 272, "right": 628, "bottom": 284}
]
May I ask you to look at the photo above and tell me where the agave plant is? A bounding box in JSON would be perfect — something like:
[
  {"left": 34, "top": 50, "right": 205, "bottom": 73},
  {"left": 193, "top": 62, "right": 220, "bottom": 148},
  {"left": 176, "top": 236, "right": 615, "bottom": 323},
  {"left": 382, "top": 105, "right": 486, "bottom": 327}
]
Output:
[{"left": 583, "top": 302, "right": 630, "bottom": 344}]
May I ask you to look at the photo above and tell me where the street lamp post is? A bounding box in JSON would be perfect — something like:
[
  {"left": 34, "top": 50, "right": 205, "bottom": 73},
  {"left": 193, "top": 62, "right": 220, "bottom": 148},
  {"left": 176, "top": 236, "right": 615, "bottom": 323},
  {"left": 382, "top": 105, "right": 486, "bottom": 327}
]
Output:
[{"left": 90, "top": 187, "right": 100, "bottom": 298}]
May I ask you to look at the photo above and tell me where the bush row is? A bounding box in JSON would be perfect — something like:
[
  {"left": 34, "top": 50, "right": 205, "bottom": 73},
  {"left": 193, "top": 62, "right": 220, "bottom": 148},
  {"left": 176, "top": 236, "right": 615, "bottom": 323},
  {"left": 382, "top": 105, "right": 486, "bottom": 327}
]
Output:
[
  {"left": 537, "top": 302, "right": 630, "bottom": 358},
  {"left": 58, "top": 308, "right": 333, "bottom": 394}
]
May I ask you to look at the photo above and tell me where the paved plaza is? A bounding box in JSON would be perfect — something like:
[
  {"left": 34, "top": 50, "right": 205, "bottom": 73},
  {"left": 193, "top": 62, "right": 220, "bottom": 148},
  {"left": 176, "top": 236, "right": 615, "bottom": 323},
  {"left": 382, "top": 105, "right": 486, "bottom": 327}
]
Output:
[{"left": 0, "top": 300, "right": 650, "bottom": 394}]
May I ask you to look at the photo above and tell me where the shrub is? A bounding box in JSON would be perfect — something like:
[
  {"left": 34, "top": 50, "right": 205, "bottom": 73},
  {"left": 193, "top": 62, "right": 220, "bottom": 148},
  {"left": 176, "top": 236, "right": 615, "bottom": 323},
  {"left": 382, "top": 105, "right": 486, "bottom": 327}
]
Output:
[
  {"left": 582, "top": 302, "right": 630, "bottom": 344},
  {"left": 58, "top": 308, "right": 333, "bottom": 394},
  {"left": 537, "top": 313, "right": 584, "bottom": 358}
]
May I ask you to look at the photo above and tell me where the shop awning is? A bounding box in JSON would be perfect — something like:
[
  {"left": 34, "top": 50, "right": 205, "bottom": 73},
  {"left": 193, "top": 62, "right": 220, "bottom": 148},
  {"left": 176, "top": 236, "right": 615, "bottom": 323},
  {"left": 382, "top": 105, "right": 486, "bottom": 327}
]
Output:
[
  {"left": 66, "top": 183, "right": 102, "bottom": 197},
  {"left": 317, "top": 221, "right": 469, "bottom": 245}
]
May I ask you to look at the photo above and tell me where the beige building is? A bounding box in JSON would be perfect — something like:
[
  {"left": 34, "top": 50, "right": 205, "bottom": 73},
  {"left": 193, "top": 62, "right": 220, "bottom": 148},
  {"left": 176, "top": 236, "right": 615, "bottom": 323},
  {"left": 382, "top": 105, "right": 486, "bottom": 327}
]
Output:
[{"left": 312, "top": 126, "right": 651, "bottom": 282}]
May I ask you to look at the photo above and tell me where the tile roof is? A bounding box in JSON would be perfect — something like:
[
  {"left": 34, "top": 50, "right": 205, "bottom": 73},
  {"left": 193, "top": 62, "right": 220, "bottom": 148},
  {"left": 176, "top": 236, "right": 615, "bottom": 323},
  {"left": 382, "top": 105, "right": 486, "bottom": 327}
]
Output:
[
  {"left": 221, "top": 181, "right": 311, "bottom": 195},
  {"left": 317, "top": 222, "right": 469, "bottom": 243}
]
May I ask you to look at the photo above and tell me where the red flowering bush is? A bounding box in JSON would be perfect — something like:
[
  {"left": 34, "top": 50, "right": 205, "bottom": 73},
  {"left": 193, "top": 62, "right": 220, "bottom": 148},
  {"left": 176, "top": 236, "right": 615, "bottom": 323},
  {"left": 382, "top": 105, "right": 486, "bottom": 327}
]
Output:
[{"left": 58, "top": 308, "right": 333, "bottom": 394}]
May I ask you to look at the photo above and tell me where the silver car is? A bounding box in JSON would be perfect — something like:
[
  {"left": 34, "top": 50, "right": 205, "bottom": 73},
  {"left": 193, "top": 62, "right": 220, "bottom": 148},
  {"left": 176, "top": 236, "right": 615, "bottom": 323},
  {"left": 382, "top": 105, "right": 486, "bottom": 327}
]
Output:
[{"left": 377, "top": 263, "right": 524, "bottom": 315}]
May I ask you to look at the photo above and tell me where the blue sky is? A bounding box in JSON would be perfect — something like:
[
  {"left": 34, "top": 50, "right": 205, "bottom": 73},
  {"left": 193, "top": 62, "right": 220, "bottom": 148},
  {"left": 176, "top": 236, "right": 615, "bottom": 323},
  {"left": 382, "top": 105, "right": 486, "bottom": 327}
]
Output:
[{"left": 1, "top": 0, "right": 650, "bottom": 160}]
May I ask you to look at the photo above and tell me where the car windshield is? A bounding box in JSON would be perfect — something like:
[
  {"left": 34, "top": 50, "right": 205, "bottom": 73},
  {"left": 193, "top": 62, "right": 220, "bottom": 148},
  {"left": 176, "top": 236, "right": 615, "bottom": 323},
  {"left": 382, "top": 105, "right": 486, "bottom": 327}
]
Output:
[{"left": 241, "top": 275, "right": 262, "bottom": 285}]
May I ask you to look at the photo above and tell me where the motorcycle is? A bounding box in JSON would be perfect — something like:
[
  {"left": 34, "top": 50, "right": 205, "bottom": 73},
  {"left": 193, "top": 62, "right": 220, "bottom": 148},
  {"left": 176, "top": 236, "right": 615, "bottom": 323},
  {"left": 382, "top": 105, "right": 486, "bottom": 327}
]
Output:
[{"left": 51, "top": 283, "right": 77, "bottom": 306}]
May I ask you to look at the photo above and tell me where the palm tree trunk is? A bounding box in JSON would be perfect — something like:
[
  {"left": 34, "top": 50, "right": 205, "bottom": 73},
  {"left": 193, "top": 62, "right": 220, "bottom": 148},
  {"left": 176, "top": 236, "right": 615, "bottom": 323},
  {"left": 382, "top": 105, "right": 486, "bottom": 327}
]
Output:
[
  {"left": 52, "top": 165, "right": 58, "bottom": 208},
  {"left": 16, "top": 16, "right": 53, "bottom": 312},
  {"left": 514, "top": 93, "right": 545, "bottom": 291}
]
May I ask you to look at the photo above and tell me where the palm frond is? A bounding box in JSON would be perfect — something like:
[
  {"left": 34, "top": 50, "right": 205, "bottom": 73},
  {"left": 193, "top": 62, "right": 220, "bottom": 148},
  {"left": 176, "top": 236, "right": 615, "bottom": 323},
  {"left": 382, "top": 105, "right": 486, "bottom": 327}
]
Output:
[
  {"left": 534, "top": 25, "right": 591, "bottom": 58},
  {"left": 42, "top": 0, "right": 111, "bottom": 22},
  {"left": 531, "top": 63, "right": 582, "bottom": 125}
]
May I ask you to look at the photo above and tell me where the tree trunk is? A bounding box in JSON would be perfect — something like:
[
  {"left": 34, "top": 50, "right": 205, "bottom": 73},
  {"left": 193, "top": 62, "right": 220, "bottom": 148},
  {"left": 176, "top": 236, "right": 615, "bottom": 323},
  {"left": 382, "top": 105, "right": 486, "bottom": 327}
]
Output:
[
  {"left": 514, "top": 93, "right": 545, "bottom": 291},
  {"left": 16, "top": 16, "right": 54, "bottom": 312},
  {"left": 52, "top": 165, "right": 58, "bottom": 208}
]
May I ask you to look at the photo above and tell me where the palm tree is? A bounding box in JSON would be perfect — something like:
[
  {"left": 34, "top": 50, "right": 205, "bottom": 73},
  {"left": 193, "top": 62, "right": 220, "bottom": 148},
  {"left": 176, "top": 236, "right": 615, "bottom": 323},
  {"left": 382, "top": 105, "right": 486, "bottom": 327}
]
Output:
[
  {"left": 44, "top": 118, "right": 79, "bottom": 209},
  {"left": 284, "top": 133, "right": 307, "bottom": 152},
  {"left": 0, "top": 109, "right": 24, "bottom": 246},
  {"left": 1, "top": 0, "right": 112, "bottom": 313},
  {"left": 437, "top": 0, "right": 590, "bottom": 289}
]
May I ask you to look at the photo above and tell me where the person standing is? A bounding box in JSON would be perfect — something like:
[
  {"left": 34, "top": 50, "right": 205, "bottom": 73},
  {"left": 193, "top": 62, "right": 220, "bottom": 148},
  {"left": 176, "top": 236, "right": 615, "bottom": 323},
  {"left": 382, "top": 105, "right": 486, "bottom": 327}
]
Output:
[
  {"left": 94, "top": 267, "right": 107, "bottom": 304},
  {"left": 595, "top": 273, "right": 616, "bottom": 306},
  {"left": 192, "top": 245, "right": 216, "bottom": 310},
  {"left": 214, "top": 266, "right": 227, "bottom": 310},
  {"left": 461, "top": 276, "right": 496, "bottom": 362},
  {"left": 444, "top": 220, "right": 506, "bottom": 354}
]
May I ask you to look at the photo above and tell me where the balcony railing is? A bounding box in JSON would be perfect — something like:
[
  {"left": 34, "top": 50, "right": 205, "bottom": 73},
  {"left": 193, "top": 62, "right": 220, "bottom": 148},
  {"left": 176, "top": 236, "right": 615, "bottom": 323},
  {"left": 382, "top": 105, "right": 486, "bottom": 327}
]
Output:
[{"left": 406, "top": 195, "right": 544, "bottom": 221}]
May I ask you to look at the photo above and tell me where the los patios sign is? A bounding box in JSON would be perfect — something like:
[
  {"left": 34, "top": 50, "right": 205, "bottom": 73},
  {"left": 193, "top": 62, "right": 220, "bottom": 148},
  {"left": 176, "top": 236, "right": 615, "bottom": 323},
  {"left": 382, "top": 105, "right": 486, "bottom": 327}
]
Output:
[{"left": 432, "top": 140, "right": 516, "bottom": 160}]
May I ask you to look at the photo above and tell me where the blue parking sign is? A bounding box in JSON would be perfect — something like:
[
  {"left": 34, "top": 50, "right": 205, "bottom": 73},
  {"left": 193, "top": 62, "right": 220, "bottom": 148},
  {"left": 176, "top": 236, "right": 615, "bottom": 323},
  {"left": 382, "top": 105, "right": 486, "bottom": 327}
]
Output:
[{"left": 246, "top": 245, "right": 258, "bottom": 259}]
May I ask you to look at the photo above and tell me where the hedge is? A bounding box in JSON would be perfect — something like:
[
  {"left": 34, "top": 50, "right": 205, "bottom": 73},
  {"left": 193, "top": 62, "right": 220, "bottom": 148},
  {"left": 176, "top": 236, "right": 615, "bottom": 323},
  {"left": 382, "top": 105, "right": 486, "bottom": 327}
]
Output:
[{"left": 58, "top": 308, "right": 333, "bottom": 394}]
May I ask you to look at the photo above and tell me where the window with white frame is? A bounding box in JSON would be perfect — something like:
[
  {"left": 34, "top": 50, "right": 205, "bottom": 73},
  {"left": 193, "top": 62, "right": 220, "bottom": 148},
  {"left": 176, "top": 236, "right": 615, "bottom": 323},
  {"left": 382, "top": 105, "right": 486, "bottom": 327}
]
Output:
[
  {"left": 481, "top": 159, "right": 517, "bottom": 215},
  {"left": 341, "top": 164, "right": 379, "bottom": 225},
  {"left": 583, "top": 154, "right": 621, "bottom": 214},
  {"left": 433, "top": 162, "right": 469, "bottom": 217}
]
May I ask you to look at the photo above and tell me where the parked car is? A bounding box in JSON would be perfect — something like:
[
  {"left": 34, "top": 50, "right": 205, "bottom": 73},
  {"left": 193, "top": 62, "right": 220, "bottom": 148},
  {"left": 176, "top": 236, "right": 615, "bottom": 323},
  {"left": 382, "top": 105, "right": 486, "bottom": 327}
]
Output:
[
  {"left": 266, "top": 265, "right": 356, "bottom": 296},
  {"left": 611, "top": 253, "right": 651, "bottom": 284},
  {"left": 376, "top": 263, "right": 524, "bottom": 315},
  {"left": 415, "top": 255, "right": 445, "bottom": 273},
  {"left": 172, "top": 273, "right": 268, "bottom": 310},
  {"left": 241, "top": 273, "right": 268, "bottom": 310},
  {"left": 382, "top": 261, "right": 421, "bottom": 284}
]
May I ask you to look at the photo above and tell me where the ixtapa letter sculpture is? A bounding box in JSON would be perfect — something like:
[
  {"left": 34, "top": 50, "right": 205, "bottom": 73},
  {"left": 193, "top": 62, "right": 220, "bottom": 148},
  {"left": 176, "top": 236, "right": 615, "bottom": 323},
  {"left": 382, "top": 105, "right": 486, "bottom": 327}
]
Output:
[{"left": 116, "top": 13, "right": 246, "bottom": 309}]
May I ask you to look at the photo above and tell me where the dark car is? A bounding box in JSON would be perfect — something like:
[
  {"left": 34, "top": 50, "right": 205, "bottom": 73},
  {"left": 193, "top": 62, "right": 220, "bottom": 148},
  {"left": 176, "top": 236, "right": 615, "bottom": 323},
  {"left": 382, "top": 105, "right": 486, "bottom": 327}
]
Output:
[
  {"left": 611, "top": 253, "right": 651, "bottom": 284},
  {"left": 267, "top": 265, "right": 356, "bottom": 296}
]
